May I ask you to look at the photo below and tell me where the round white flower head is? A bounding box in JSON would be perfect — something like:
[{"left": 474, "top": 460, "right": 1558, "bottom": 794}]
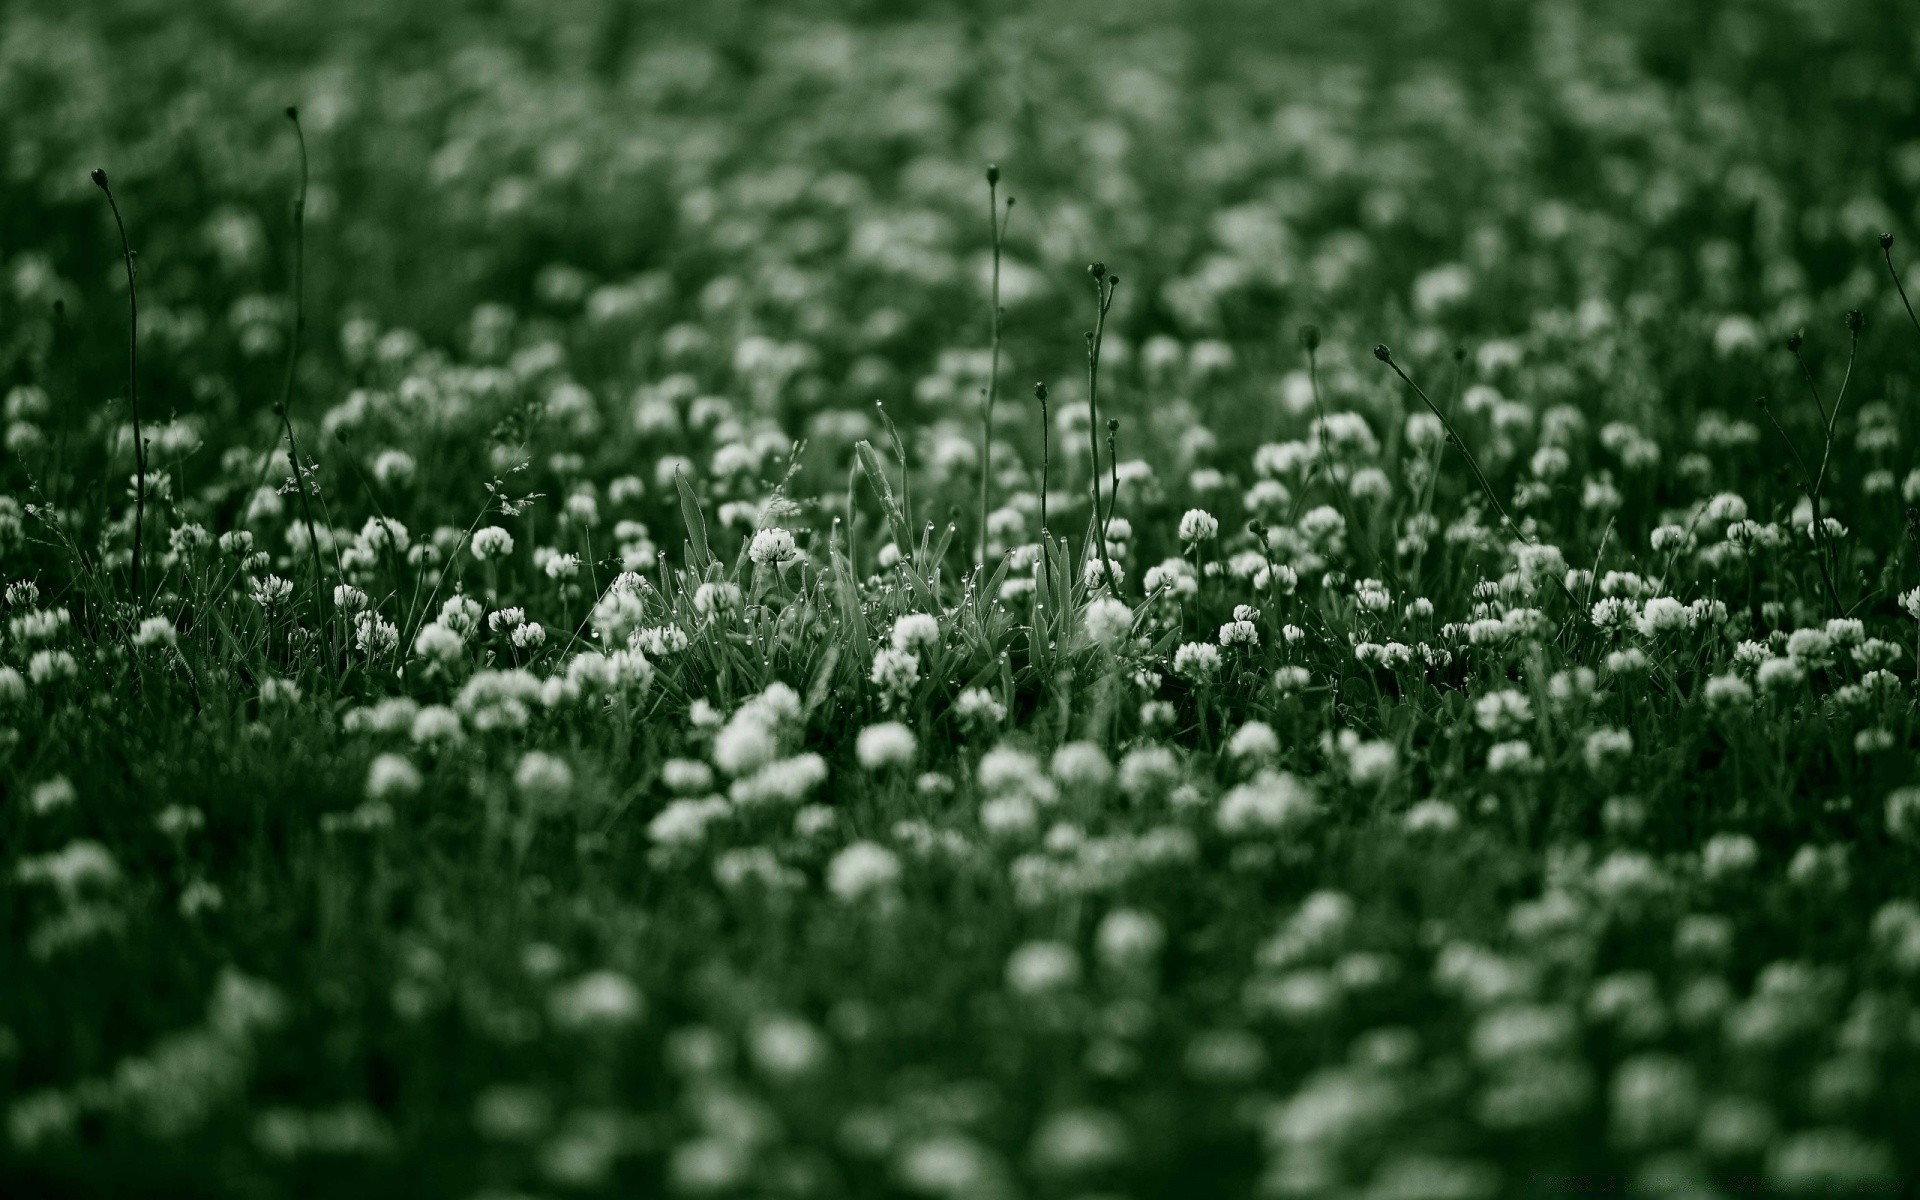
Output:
[
  {"left": 1227, "top": 721, "right": 1279, "bottom": 761},
  {"left": 712, "top": 716, "right": 778, "bottom": 777},
  {"left": 1178, "top": 509, "right": 1220, "bottom": 542},
  {"left": 471, "top": 526, "right": 515, "bottom": 561},
  {"left": 890, "top": 612, "right": 941, "bottom": 654},
  {"left": 548, "top": 970, "right": 644, "bottom": 1031},
  {"left": 827, "top": 840, "right": 901, "bottom": 901},
  {"left": 412, "top": 622, "right": 464, "bottom": 663},
  {"left": 1083, "top": 596, "right": 1133, "bottom": 648},
  {"left": 133, "top": 615, "right": 178, "bottom": 648},
  {"left": 366, "top": 753, "right": 422, "bottom": 802},
  {"left": 1051, "top": 741, "right": 1113, "bottom": 790},
  {"left": 749, "top": 527, "right": 798, "bottom": 565},
  {"left": 855, "top": 721, "right": 918, "bottom": 771},
  {"left": 1006, "top": 941, "right": 1081, "bottom": 994},
  {"left": 1172, "top": 642, "right": 1222, "bottom": 682},
  {"left": 514, "top": 752, "right": 574, "bottom": 805},
  {"left": 1096, "top": 910, "right": 1166, "bottom": 971}
]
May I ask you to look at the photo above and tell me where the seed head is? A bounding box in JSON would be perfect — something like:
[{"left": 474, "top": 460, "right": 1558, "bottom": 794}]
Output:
[
  {"left": 1106, "top": 418, "right": 1119, "bottom": 433},
  {"left": 1372, "top": 344, "right": 1393, "bottom": 363},
  {"left": 1786, "top": 333, "right": 1804, "bottom": 353},
  {"left": 1298, "top": 324, "right": 1321, "bottom": 352},
  {"left": 285, "top": 105, "right": 299, "bottom": 121},
  {"left": 90, "top": 168, "right": 109, "bottom": 190},
  {"left": 1846, "top": 308, "right": 1864, "bottom": 332},
  {"left": 1033, "top": 381, "right": 1048, "bottom": 402},
  {"left": 985, "top": 163, "right": 999, "bottom": 185},
  {"left": 1882, "top": 232, "right": 1895, "bottom": 251},
  {"left": 1088, "top": 262, "right": 1106, "bottom": 280}
]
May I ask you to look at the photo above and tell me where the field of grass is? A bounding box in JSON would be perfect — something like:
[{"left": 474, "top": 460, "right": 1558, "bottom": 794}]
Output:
[{"left": 6, "top": 0, "right": 1920, "bottom": 1195}]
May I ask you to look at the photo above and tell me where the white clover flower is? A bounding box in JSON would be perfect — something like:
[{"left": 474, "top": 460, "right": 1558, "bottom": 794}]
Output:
[
  {"left": 1486, "top": 740, "right": 1537, "bottom": 774},
  {"left": 1172, "top": 642, "right": 1222, "bottom": 682},
  {"left": 251, "top": 574, "right": 294, "bottom": 608},
  {"left": 510, "top": 622, "right": 546, "bottom": 650},
  {"left": 954, "top": 687, "right": 1006, "bottom": 727},
  {"left": 827, "top": 841, "right": 901, "bottom": 902},
  {"left": 1006, "top": 941, "right": 1080, "bottom": 994},
  {"left": 412, "top": 622, "right": 464, "bottom": 664},
  {"left": 1217, "top": 770, "right": 1314, "bottom": 835},
  {"left": 409, "top": 705, "right": 463, "bottom": 745},
  {"left": 693, "top": 581, "right": 742, "bottom": 615},
  {"left": 471, "top": 526, "right": 515, "bottom": 560},
  {"left": 1633, "top": 595, "right": 1690, "bottom": 639},
  {"left": 1218, "top": 620, "right": 1258, "bottom": 648},
  {"left": 514, "top": 752, "right": 574, "bottom": 805},
  {"left": 366, "top": 753, "right": 422, "bottom": 802},
  {"left": 1755, "top": 656, "right": 1805, "bottom": 693},
  {"left": 1082, "top": 596, "right": 1133, "bottom": 648},
  {"left": 1227, "top": 721, "right": 1279, "bottom": 762},
  {"left": 1178, "top": 509, "right": 1219, "bottom": 543},
  {"left": 333, "top": 584, "right": 369, "bottom": 613},
  {"left": 890, "top": 612, "right": 940, "bottom": 654},
  {"left": 1474, "top": 687, "right": 1536, "bottom": 733},
  {"left": 856, "top": 721, "right": 917, "bottom": 771},
  {"left": 29, "top": 777, "right": 77, "bottom": 815},
  {"left": 750, "top": 1014, "right": 828, "bottom": 1078},
  {"left": 1583, "top": 728, "right": 1633, "bottom": 773},
  {"left": 869, "top": 646, "right": 921, "bottom": 703},
  {"left": 439, "top": 595, "right": 483, "bottom": 636},
  {"left": 977, "top": 746, "right": 1055, "bottom": 805},
  {"left": 1273, "top": 665, "right": 1311, "bottom": 693},
  {"left": 649, "top": 797, "right": 730, "bottom": 848},
  {"left": 1051, "top": 742, "right": 1113, "bottom": 790},
  {"left": 1404, "top": 799, "right": 1460, "bottom": 833},
  {"left": 1081, "top": 556, "right": 1125, "bottom": 590},
  {"left": 1886, "top": 787, "right": 1920, "bottom": 841},
  {"left": 748, "top": 527, "right": 797, "bottom": 566},
  {"left": 729, "top": 753, "right": 828, "bottom": 807},
  {"left": 133, "top": 615, "right": 177, "bottom": 649},
  {"left": 712, "top": 716, "right": 778, "bottom": 777},
  {"left": 1096, "top": 910, "right": 1166, "bottom": 971},
  {"left": 548, "top": 971, "right": 644, "bottom": 1031},
  {"left": 1345, "top": 737, "right": 1397, "bottom": 786},
  {"left": 354, "top": 613, "right": 400, "bottom": 656}
]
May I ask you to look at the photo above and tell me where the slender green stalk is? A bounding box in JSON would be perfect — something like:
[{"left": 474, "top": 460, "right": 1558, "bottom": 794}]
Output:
[
  {"left": 1374, "top": 345, "right": 1515, "bottom": 533},
  {"left": 1034, "top": 381, "right": 1051, "bottom": 538},
  {"left": 278, "top": 107, "right": 332, "bottom": 609},
  {"left": 92, "top": 168, "right": 147, "bottom": 607},
  {"left": 1302, "top": 326, "right": 1375, "bottom": 574},
  {"left": 1755, "top": 394, "right": 1841, "bottom": 617},
  {"left": 978, "top": 166, "right": 1013, "bottom": 569},
  {"left": 1085, "top": 265, "right": 1120, "bottom": 591},
  {"left": 1883, "top": 234, "right": 1920, "bottom": 340}
]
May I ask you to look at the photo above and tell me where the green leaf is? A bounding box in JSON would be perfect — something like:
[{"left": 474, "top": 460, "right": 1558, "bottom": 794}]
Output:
[{"left": 675, "top": 470, "right": 713, "bottom": 573}]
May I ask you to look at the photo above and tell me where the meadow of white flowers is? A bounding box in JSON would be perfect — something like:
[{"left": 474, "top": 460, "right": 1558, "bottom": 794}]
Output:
[{"left": 5, "top": 0, "right": 1920, "bottom": 1195}]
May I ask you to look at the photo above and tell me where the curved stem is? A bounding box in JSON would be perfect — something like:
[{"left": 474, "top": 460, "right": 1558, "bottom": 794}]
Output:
[
  {"left": 278, "top": 108, "right": 335, "bottom": 611},
  {"left": 95, "top": 174, "right": 146, "bottom": 607}
]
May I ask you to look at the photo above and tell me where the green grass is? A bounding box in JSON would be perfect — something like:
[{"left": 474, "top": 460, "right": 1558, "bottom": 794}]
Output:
[{"left": 5, "top": 0, "right": 1920, "bottom": 1196}]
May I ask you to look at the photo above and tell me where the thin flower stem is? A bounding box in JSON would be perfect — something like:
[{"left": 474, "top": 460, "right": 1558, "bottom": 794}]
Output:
[
  {"left": 1085, "top": 269, "right": 1120, "bottom": 592},
  {"left": 978, "top": 169, "right": 1012, "bottom": 569},
  {"left": 93, "top": 169, "right": 147, "bottom": 607},
  {"left": 1884, "top": 236, "right": 1920, "bottom": 340},
  {"left": 278, "top": 107, "right": 333, "bottom": 610}
]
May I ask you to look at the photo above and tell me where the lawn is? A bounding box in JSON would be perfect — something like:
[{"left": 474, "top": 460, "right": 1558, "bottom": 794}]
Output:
[{"left": 4, "top": 0, "right": 1920, "bottom": 1196}]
